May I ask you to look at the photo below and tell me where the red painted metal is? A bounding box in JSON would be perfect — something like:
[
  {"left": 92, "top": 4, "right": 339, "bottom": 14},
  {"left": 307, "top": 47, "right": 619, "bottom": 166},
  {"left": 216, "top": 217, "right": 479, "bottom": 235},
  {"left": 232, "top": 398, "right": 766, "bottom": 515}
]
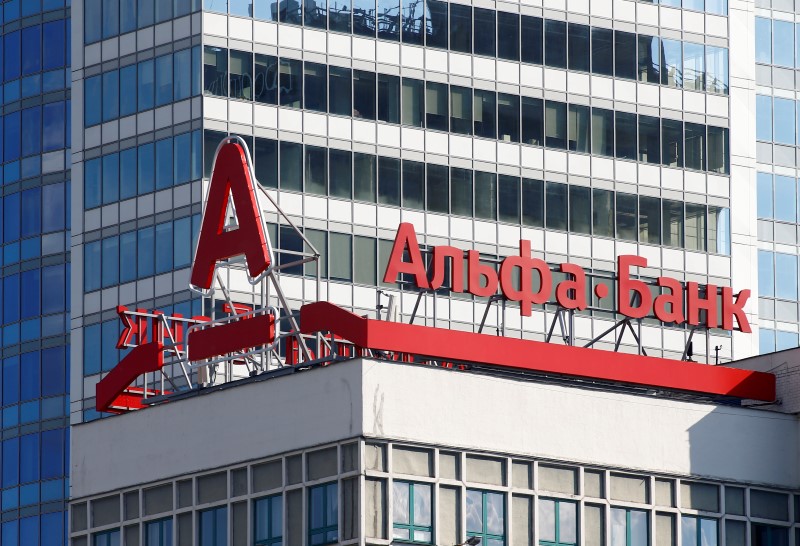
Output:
[
  {"left": 187, "top": 313, "right": 276, "bottom": 362},
  {"left": 300, "top": 301, "right": 776, "bottom": 401},
  {"left": 96, "top": 342, "right": 165, "bottom": 413}
]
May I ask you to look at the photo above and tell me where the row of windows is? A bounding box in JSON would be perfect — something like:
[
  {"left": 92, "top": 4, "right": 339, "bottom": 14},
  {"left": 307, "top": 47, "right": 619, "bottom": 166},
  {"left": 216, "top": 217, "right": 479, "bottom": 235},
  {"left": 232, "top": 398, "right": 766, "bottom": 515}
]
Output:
[
  {"left": 84, "top": 47, "right": 202, "bottom": 127},
  {"left": 85, "top": 0, "right": 201, "bottom": 44},
  {"left": 83, "top": 215, "right": 200, "bottom": 293},
  {"left": 209, "top": 133, "right": 731, "bottom": 254},
  {"left": 1, "top": 428, "right": 67, "bottom": 489},
  {"left": 758, "top": 250, "right": 800, "bottom": 302},
  {"left": 204, "top": 50, "right": 731, "bottom": 174},
  {"left": 0, "top": 181, "right": 70, "bottom": 246},
  {"left": 1, "top": 20, "right": 70, "bottom": 84},
  {"left": 755, "top": 17, "right": 800, "bottom": 69},
  {"left": 0, "top": 264, "right": 69, "bottom": 332},
  {"left": 0, "top": 511, "right": 65, "bottom": 546},
  {"left": 83, "top": 299, "right": 204, "bottom": 377},
  {"left": 204, "top": 0, "right": 728, "bottom": 59},
  {"left": 759, "top": 327, "right": 799, "bottom": 355},
  {"left": 0, "top": 101, "right": 70, "bottom": 169},
  {"left": 756, "top": 172, "right": 800, "bottom": 224},
  {"left": 83, "top": 131, "right": 203, "bottom": 209},
  {"left": 755, "top": 95, "right": 800, "bottom": 147},
  {"left": 0, "top": 0, "right": 69, "bottom": 23}
]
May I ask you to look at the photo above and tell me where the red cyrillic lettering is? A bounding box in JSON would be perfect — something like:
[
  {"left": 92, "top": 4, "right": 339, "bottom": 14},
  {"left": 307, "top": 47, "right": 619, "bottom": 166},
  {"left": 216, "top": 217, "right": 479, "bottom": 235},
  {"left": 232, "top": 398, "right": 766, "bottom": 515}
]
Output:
[
  {"left": 687, "top": 282, "right": 719, "bottom": 329},
  {"left": 116, "top": 305, "right": 137, "bottom": 349},
  {"left": 382, "top": 223, "right": 430, "bottom": 288},
  {"left": 191, "top": 142, "right": 270, "bottom": 290},
  {"left": 430, "top": 245, "right": 465, "bottom": 292},
  {"left": 499, "top": 240, "right": 551, "bottom": 315},
  {"left": 653, "top": 277, "right": 685, "bottom": 324},
  {"left": 617, "top": 255, "right": 652, "bottom": 319},
  {"left": 721, "top": 287, "right": 751, "bottom": 333},
  {"left": 468, "top": 250, "right": 499, "bottom": 297},
  {"left": 556, "top": 263, "right": 588, "bottom": 310}
]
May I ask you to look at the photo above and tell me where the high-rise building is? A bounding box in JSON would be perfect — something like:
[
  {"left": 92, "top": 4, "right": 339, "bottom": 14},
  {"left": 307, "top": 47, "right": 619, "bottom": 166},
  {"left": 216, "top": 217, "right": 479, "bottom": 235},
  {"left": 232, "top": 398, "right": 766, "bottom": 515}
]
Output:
[{"left": 0, "top": 0, "right": 72, "bottom": 543}]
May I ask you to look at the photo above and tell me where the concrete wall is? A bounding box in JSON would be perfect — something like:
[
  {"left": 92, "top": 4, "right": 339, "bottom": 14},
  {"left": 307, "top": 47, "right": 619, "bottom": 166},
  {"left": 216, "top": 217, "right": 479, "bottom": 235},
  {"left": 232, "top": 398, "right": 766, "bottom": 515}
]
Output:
[{"left": 72, "top": 359, "right": 800, "bottom": 500}]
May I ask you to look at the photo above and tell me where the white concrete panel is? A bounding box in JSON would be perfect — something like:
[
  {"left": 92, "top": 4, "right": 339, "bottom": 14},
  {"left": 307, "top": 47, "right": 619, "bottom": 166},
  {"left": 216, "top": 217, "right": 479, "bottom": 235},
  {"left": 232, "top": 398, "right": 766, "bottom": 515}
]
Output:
[
  {"left": 329, "top": 116, "right": 352, "bottom": 140},
  {"left": 544, "top": 68, "right": 567, "bottom": 92},
  {"left": 521, "top": 146, "right": 544, "bottom": 170},
  {"left": 497, "top": 60, "right": 520, "bottom": 85},
  {"left": 303, "top": 111, "right": 328, "bottom": 137},
  {"left": 377, "top": 124, "right": 401, "bottom": 148},
  {"left": 426, "top": 48, "right": 448, "bottom": 73},
  {"left": 304, "top": 28, "right": 327, "bottom": 54},
  {"left": 683, "top": 10, "right": 705, "bottom": 35},
  {"left": 661, "top": 87, "right": 683, "bottom": 111},
  {"left": 425, "top": 131, "right": 449, "bottom": 155},
  {"left": 707, "top": 94, "right": 729, "bottom": 118},
  {"left": 497, "top": 142, "right": 520, "bottom": 166},
  {"left": 401, "top": 45, "right": 424, "bottom": 69},
  {"left": 377, "top": 206, "right": 401, "bottom": 229},
  {"left": 278, "top": 24, "right": 302, "bottom": 49},
  {"left": 449, "top": 135, "right": 473, "bottom": 159},
  {"left": 520, "top": 65, "right": 543, "bottom": 89},
  {"left": 377, "top": 41, "right": 400, "bottom": 66},
  {"left": 401, "top": 127, "right": 425, "bottom": 152},
  {"left": 426, "top": 213, "right": 449, "bottom": 237},
  {"left": 203, "top": 12, "right": 228, "bottom": 37},
  {"left": 203, "top": 97, "right": 228, "bottom": 121},
  {"left": 329, "top": 200, "right": 352, "bottom": 223},
  {"left": 278, "top": 108, "right": 303, "bottom": 132},
  {"left": 229, "top": 16, "right": 253, "bottom": 41},
  {"left": 228, "top": 101, "right": 253, "bottom": 125},
  {"left": 568, "top": 154, "right": 591, "bottom": 176},
  {"left": 304, "top": 195, "right": 327, "bottom": 220},
  {"left": 544, "top": 150, "right": 567, "bottom": 173},
  {"left": 591, "top": 76, "right": 614, "bottom": 100},
  {"left": 684, "top": 91, "right": 706, "bottom": 114},
  {"left": 685, "top": 251, "right": 708, "bottom": 274},
  {"left": 474, "top": 220, "right": 497, "bottom": 244},
  {"left": 353, "top": 203, "right": 377, "bottom": 226},
  {"left": 450, "top": 217, "right": 473, "bottom": 242},
  {"left": 568, "top": 234, "right": 591, "bottom": 257},
  {"left": 591, "top": 156, "right": 614, "bottom": 180},
  {"left": 254, "top": 21, "right": 278, "bottom": 45},
  {"left": 659, "top": 6, "right": 682, "bottom": 30},
  {"left": 615, "top": 161, "right": 637, "bottom": 184},
  {"left": 254, "top": 104, "right": 278, "bottom": 129},
  {"left": 474, "top": 139, "right": 497, "bottom": 163},
  {"left": 449, "top": 53, "right": 472, "bottom": 77},
  {"left": 352, "top": 37, "right": 376, "bottom": 62}
]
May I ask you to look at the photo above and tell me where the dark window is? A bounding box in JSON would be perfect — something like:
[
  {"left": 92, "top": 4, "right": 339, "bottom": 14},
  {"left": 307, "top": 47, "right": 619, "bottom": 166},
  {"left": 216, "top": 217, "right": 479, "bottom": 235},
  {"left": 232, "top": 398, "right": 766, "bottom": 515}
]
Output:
[
  {"left": 638, "top": 35, "right": 660, "bottom": 83},
  {"left": 499, "top": 175, "right": 520, "bottom": 223},
  {"left": 402, "top": 78, "right": 424, "bottom": 127},
  {"left": 279, "top": 58, "right": 303, "bottom": 108},
  {"left": 305, "top": 146, "right": 328, "bottom": 195},
  {"left": 614, "top": 31, "right": 637, "bottom": 79},
  {"left": 685, "top": 123, "right": 706, "bottom": 171},
  {"left": 278, "top": 0, "right": 302, "bottom": 24},
  {"left": 616, "top": 193, "right": 638, "bottom": 242},
  {"left": 329, "top": 0, "right": 351, "bottom": 32},
  {"left": 378, "top": 0, "right": 400, "bottom": 40},
  {"left": 199, "top": 506, "right": 227, "bottom": 546},
  {"left": 638, "top": 116, "right": 660, "bottom": 164},
  {"left": 309, "top": 483, "right": 338, "bottom": 546},
  {"left": 568, "top": 23, "right": 590, "bottom": 72},
  {"left": 615, "top": 111, "right": 637, "bottom": 160},
  {"left": 451, "top": 167, "right": 473, "bottom": 216},
  {"left": 545, "top": 20, "right": 567, "bottom": 69},
  {"left": 203, "top": 46, "right": 228, "bottom": 97},
  {"left": 354, "top": 153, "right": 377, "bottom": 201},
  {"left": 426, "top": 82, "right": 449, "bottom": 131},
  {"left": 401, "top": 0, "right": 423, "bottom": 43},
  {"left": 426, "top": 0, "right": 448, "bottom": 49},
  {"left": 497, "top": 12, "right": 520, "bottom": 61},
  {"left": 427, "top": 164, "right": 449, "bottom": 213},
  {"left": 591, "top": 27, "right": 613, "bottom": 76},
  {"left": 662, "top": 119, "right": 684, "bottom": 168},
  {"left": 475, "top": 172, "right": 497, "bottom": 221},
  {"left": 280, "top": 141, "right": 303, "bottom": 191},
  {"left": 329, "top": 66, "right": 352, "bottom": 116},
  {"left": 708, "top": 126, "right": 729, "bottom": 175},
  {"left": 378, "top": 74, "right": 400, "bottom": 123},
  {"left": 521, "top": 16, "right": 543, "bottom": 65},
  {"left": 449, "top": 3, "right": 472, "bottom": 54},
  {"left": 569, "top": 185, "right": 591, "bottom": 234},
  {"left": 254, "top": 137, "right": 279, "bottom": 188},
  {"left": 639, "top": 196, "right": 661, "bottom": 245},
  {"left": 522, "top": 97, "right": 544, "bottom": 146},
  {"left": 546, "top": 181, "right": 567, "bottom": 231},
  {"left": 568, "top": 104, "right": 590, "bottom": 153},
  {"left": 522, "top": 178, "right": 544, "bottom": 227},
  {"left": 545, "top": 101, "right": 567, "bottom": 150},
  {"left": 498, "top": 93, "right": 520, "bottom": 143},
  {"left": 474, "top": 90, "right": 497, "bottom": 139},
  {"left": 474, "top": 8, "right": 496, "bottom": 57},
  {"left": 305, "top": 0, "right": 328, "bottom": 28},
  {"left": 255, "top": 55, "right": 278, "bottom": 105},
  {"left": 330, "top": 149, "right": 353, "bottom": 199},
  {"left": 255, "top": 495, "right": 283, "bottom": 546},
  {"left": 403, "top": 160, "right": 425, "bottom": 210},
  {"left": 304, "top": 62, "right": 328, "bottom": 112},
  {"left": 229, "top": 50, "right": 253, "bottom": 101},
  {"left": 378, "top": 156, "right": 401, "bottom": 206},
  {"left": 353, "top": 0, "right": 376, "bottom": 37},
  {"left": 354, "top": 70, "right": 377, "bottom": 119},
  {"left": 593, "top": 188, "right": 614, "bottom": 238},
  {"left": 450, "top": 86, "right": 473, "bottom": 135}
]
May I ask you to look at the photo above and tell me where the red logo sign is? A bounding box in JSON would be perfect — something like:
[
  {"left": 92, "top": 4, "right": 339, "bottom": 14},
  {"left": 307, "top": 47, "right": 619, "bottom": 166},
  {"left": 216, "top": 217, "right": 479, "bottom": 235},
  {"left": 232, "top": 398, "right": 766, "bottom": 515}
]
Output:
[{"left": 383, "top": 223, "right": 751, "bottom": 333}]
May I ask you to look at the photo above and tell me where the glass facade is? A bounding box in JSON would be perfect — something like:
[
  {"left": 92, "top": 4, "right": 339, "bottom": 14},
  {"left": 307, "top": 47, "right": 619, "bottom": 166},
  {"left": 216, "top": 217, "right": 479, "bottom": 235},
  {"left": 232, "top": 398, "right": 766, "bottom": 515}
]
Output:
[{"left": 0, "top": 0, "right": 71, "bottom": 544}]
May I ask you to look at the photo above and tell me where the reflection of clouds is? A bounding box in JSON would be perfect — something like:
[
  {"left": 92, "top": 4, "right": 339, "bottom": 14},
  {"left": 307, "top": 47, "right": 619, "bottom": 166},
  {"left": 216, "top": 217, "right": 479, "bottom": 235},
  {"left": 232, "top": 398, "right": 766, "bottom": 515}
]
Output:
[
  {"left": 559, "top": 502, "right": 577, "bottom": 543},
  {"left": 466, "top": 491, "right": 482, "bottom": 533},
  {"left": 610, "top": 508, "right": 627, "bottom": 546},
  {"left": 486, "top": 492, "right": 504, "bottom": 535},
  {"left": 539, "top": 499, "right": 556, "bottom": 542},
  {"left": 700, "top": 518, "right": 717, "bottom": 546},
  {"left": 414, "top": 484, "right": 432, "bottom": 526},
  {"left": 393, "top": 482, "right": 410, "bottom": 524},
  {"left": 630, "top": 511, "right": 647, "bottom": 546}
]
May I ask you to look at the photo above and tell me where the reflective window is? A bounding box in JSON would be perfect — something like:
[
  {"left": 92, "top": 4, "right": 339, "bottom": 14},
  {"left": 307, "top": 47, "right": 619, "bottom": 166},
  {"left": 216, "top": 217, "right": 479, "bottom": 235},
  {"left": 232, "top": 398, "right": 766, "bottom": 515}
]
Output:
[
  {"left": 774, "top": 98, "right": 795, "bottom": 146},
  {"left": 545, "top": 20, "right": 567, "bottom": 69},
  {"left": 280, "top": 58, "right": 303, "bottom": 108},
  {"left": 474, "top": 8, "right": 496, "bottom": 57},
  {"left": 568, "top": 104, "right": 590, "bottom": 153},
  {"left": 93, "top": 529, "right": 120, "bottom": 546},
  {"left": 199, "top": 506, "right": 227, "bottom": 546},
  {"left": 255, "top": 54, "right": 279, "bottom": 105},
  {"left": 402, "top": 78, "right": 424, "bottom": 127},
  {"left": 592, "top": 108, "right": 614, "bottom": 157},
  {"left": 304, "top": 62, "right": 327, "bottom": 112},
  {"left": 378, "top": 74, "right": 400, "bottom": 124},
  {"left": 775, "top": 175, "right": 797, "bottom": 222},
  {"left": 204, "top": 46, "right": 228, "bottom": 97},
  {"left": 540, "top": 499, "right": 577, "bottom": 546},
  {"left": 568, "top": 23, "right": 590, "bottom": 72},
  {"left": 229, "top": 50, "right": 253, "bottom": 101},
  {"left": 776, "top": 253, "right": 798, "bottom": 301},
  {"left": 756, "top": 17, "right": 772, "bottom": 64},
  {"left": 546, "top": 181, "right": 567, "bottom": 231},
  {"left": 378, "top": 0, "right": 400, "bottom": 40},
  {"left": 569, "top": 186, "right": 591, "bottom": 235},
  {"left": 476, "top": 90, "right": 498, "bottom": 140},
  {"left": 393, "top": 481, "right": 433, "bottom": 543},
  {"left": 661, "top": 39, "right": 682, "bottom": 87},
  {"left": 353, "top": 0, "right": 376, "bottom": 37},
  {"left": 449, "top": 3, "right": 471, "bottom": 54},
  {"left": 467, "top": 489, "right": 505, "bottom": 546},
  {"left": 638, "top": 35, "right": 660, "bottom": 83},
  {"left": 306, "top": 0, "right": 327, "bottom": 28},
  {"left": 774, "top": 20, "right": 795, "bottom": 68},
  {"left": 309, "top": 482, "right": 338, "bottom": 545},
  {"left": 591, "top": 28, "right": 613, "bottom": 77},
  {"left": 615, "top": 112, "right": 637, "bottom": 160},
  {"left": 354, "top": 70, "right": 376, "bottom": 119},
  {"left": 521, "top": 16, "right": 543, "bottom": 65},
  {"left": 611, "top": 508, "right": 648, "bottom": 546},
  {"left": 254, "top": 495, "right": 283, "bottom": 546},
  {"left": 683, "top": 42, "right": 705, "bottom": 91},
  {"left": 401, "top": 0, "right": 423, "bottom": 43},
  {"left": 758, "top": 172, "right": 774, "bottom": 219},
  {"left": 593, "top": 189, "right": 614, "bottom": 238},
  {"left": 615, "top": 31, "right": 636, "bottom": 79},
  {"left": 145, "top": 517, "right": 173, "bottom": 546},
  {"left": 616, "top": 193, "right": 637, "bottom": 242}
]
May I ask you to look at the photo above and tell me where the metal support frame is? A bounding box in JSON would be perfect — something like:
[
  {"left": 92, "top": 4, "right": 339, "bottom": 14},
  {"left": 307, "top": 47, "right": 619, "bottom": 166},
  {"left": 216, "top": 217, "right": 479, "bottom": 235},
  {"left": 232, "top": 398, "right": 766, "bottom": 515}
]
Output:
[{"left": 582, "top": 317, "right": 647, "bottom": 356}]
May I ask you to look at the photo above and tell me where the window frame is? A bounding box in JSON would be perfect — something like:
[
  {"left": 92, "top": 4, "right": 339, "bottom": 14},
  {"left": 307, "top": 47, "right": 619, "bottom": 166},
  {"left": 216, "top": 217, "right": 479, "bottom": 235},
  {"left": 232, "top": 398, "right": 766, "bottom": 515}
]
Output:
[
  {"left": 308, "top": 481, "right": 338, "bottom": 546},
  {"left": 392, "top": 481, "right": 433, "bottom": 543}
]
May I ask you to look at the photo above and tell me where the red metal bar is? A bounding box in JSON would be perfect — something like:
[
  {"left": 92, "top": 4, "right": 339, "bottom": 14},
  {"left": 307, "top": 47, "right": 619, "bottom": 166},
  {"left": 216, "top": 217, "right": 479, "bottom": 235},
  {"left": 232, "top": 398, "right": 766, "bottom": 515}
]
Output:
[
  {"left": 96, "top": 342, "right": 165, "bottom": 413},
  {"left": 300, "top": 302, "right": 776, "bottom": 401},
  {"left": 187, "top": 313, "right": 275, "bottom": 362}
]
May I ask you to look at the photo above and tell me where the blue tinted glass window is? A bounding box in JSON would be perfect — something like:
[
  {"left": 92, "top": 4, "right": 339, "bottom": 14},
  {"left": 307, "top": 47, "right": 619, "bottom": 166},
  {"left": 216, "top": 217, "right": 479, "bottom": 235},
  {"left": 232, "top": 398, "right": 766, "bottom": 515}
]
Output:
[
  {"left": 139, "top": 0, "right": 155, "bottom": 28},
  {"left": 205, "top": 0, "right": 227, "bottom": 13},
  {"left": 103, "top": 0, "right": 120, "bottom": 38},
  {"left": 775, "top": 253, "right": 798, "bottom": 300},
  {"left": 4, "top": 111, "right": 20, "bottom": 161},
  {"left": 21, "top": 107, "right": 41, "bottom": 157},
  {"left": 199, "top": 506, "right": 228, "bottom": 546},
  {"left": 3, "top": 274, "right": 20, "bottom": 322},
  {"left": 155, "top": 222, "right": 173, "bottom": 274},
  {"left": 85, "top": 158, "right": 102, "bottom": 209},
  {"left": 85, "top": 0, "right": 102, "bottom": 43},
  {"left": 138, "top": 226, "right": 155, "bottom": 278},
  {"left": 156, "top": 54, "right": 173, "bottom": 106},
  {"left": 42, "top": 101, "right": 66, "bottom": 152},
  {"left": 174, "top": 217, "right": 192, "bottom": 268},
  {"left": 120, "top": 147, "right": 138, "bottom": 199},
  {"left": 85, "top": 75, "right": 102, "bottom": 126},
  {"left": 756, "top": 18, "right": 772, "bottom": 64},
  {"left": 776, "top": 330, "right": 798, "bottom": 351},
  {"left": 156, "top": 138, "right": 174, "bottom": 189},
  {"left": 774, "top": 20, "right": 795, "bottom": 67},
  {"left": 1, "top": 521, "right": 18, "bottom": 546},
  {"left": 20, "top": 269, "right": 40, "bottom": 319},
  {"left": 19, "top": 434, "right": 39, "bottom": 483},
  {"left": 41, "top": 512, "right": 64, "bottom": 546},
  {"left": 774, "top": 175, "right": 797, "bottom": 222},
  {"left": 103, "top": 70, "right": 120, "bottom": 122},
  {"left": 42, "top": 265, "right": 65, "bottom": 314},
  {"left": 121, "top": 0, "right": 137, "bottom": 33},
  {"left": 102, "top": 320, "right": 118, "bottom": 373},
  {"left": 20, "top": 26, "right": 41, "bottom": 76},
  {"left": 174, "top": 133, "right": 191, "bottom": 185},
  {"left": 758, "top": 250, "right": 775, "bottom": 298},
  {"left": 19, "top": 516, "right": 37, "bottom": 546},
  {"left": 156, "top": 0, "right": 173, "bottom": 22},
  {"left": 4, "top": 192, "right": 20, "bottom": 243},
  {"left": 102, "top": 236, "right": 120, "bottom": 287},
  {"left": 43, "top": 20, "right": 66, "bottom": 70},
  {"left": 83, "top": 323, "right": 101, "bottom": 375},
  {"left": 176, "top": 0, "right": 192, "bottom": 16},
  {"left": 19, "top": 352, "right": 39, "bottom": 401},
  {"left": 146, "top": 518, "right": 173, "bottom": 546},
  {"left": 84, "top": 240, "right": 102, "bottom": 292},
  {"left": 20, "top": 187, "right": 41, "bottom": 238},
  {"left": 138, "top": 60, "right": 155, "bottom": 111},
  {"left": 120, "top": 64, "right": 138, "bottom": 116},
  {"left": 756, "top": 95, "right": 772, "bottom": 142},
  {"left": 2, "top": 437, "right": 19, "bottom": 487},
  {"left": 138, "top": 142, "right": 155, "bottom": 194},
  {"left": 120, "top": 231, "right": 137, "bottom": 283},
  {"left": 103, "top": 153, "right": 120, "bottom": 204},
  {"left": 41, "top": 428, "right": 64, "bottom": 479},
  {"left": 174, "top": 49, "right": 192, "bottom": 101},
  {"left": 41, "top": 346, "right": 66, "bottom": 397},
  {"left": 5, "top": 31, "right": 21, "bottom": 81},
  {"left": 193, "top": 46, "right": 202, "bottom": 96},
  {"left": 192, "top": 130, "right": 203, "bottom": 180},
  {"left": 773, "top": 98, "right": 795, "bottom": 145},
  {"left": 42, "top": 182, "right": 65, "bottom": 233}
]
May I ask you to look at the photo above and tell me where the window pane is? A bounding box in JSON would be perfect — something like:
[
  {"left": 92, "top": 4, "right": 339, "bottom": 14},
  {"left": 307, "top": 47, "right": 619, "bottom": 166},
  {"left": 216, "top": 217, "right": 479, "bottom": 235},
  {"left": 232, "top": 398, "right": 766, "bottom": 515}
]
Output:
[
  {"left": 707, "top": 126, "right": 729, "bottom": 175},
  {"left": 353, "top": 0, "right": 376, "bottom": 37},
  {"left": 685, "top": 204, "right": 706, "bottom": 251},
  {"left": 155, "top": 54, "right": 174, "bottom": 106},
  {"left": 569, "top": 185, "right": 591, "bottom": 234},
  {"left": 755, "top": 17, "right": 772, "bottom": 64},
  {"left": 426, "top": 0, "right": 448, "bottom": 49},
  {"left": 631, "top": 511, "right": 648, "bottom": 546},
  {"left": 403, "top": 160, "right": 424, "bottom": 210},
  {"left": 354, "top": 70, "right": 376, "bottom": 119},
  {"left": 592, "top": 108, "right": 614, "bottom": 157},
  {"left": 378, "top": 74, "right": 400, "bottom": 124},
  {"left": 475, "top": 90, "right": 497, "bottom": 140},
  {"left": 545, "top": 101, "right": 567, "bottom": 149},
  {"left": 304, "top": 62, "right": 327, "bottom": 112},
  {"left": 402, "top": 78, "right": 424, "bottom": 127},
  {"left": 377, "top": 0, "right": 399, "bottom": 40},
  {"left": 707, "top": 48, "right": 729, "bottom": 94},
  {"left": 474, "top": 8, "right": 495, "bottom": 57},
  {"left": 426, "top": 82, "right": 448, "bottom": 131},
  {"left": 638, "top": 35, "right": 660, "bottom": 83},
  {"left": 305, "top": 0, "right": 327, "bottom": 28},
  {"left": 615, "top": 31, "right": 636, "bottom": 79},
  {"left": 661, "top": 39, "right": 682, "bottom": 87},
  {"left": 305, "top": 146, "right": 327, "bottom": 195},
  {"left": 774, "top": 20, "right": 795, "bottom": 67},
  {"left": 545, "top": 20, "right": 567, "bottom": 68},
  {"left": 759, "top": 251, "right": 775, "bottom": 297},
  {"left": 756, "top": 95, "right": 772, "bottom": 142},
  {"left": 522, "top": 178, "right": 544, "bottom": 227},
  {"left": 450, "top": 86, "right": 473, "bottom": 135},
  {"left": 497, "top": 12, "right": 520, "bottom": 61},
  {"left": 102, "top": 71, "right": 119, "bottom": 122},
  {"left": 120, "top": 65, "right": 138, "bottom": 116},
  {"left": 379, "top": 156, "right": 401, "bottom": 206},
  {"left": 498, "top": 93, "right": 520, "bottom": 142},
  {"left": 138, "top": 59, "right": 156, "bottom": 110},
  {"left": 775, "top": 175, "right": 797, "bottom": 222},
  {"left": 776, "top": 253, "right": 798, "bottom": 300},
  {"left": 329, "top": 0, "right": 351, "bottom": 32},
  {"left": 521, "top": 96, "right": 543, "bottom": 145},
  {"left": 757, "top": 173, "right": 774, "bottom": 219},
  {"left": 280, "top": 141, "right": 303, "bottom": 191},
  {"left": 560, "top": 502, "right": 577, "bottom": 544},
  {"left": 84, "top": 76, "right": 102, "bottom": 127},
  {"left": 546, "top": 181, "right": 567, "bottom": 230},
  {"left": 662, "top": 119, "right": 683, "bottom": 168},
  {"left": 568, "top": 23, "right": 590, "bottom": 72},
  {"left": 774, "top": 98, "right": 795, "bottom": 145},
  {"left": 683, "top": 42, "right": 705, "bottom": 91},
  {"left": 401, "top": 0, "right": 423, "bottom": 44},
  {"left": 593, "top": 188, "right": 614, "bottom": 238},
  {"left": 498, "top": 175, "right": 520, "bottom": 223},
  {"left": 329, "top": 66, "right": 352, "bottom": 116},
  {"left": 330, "top": 234, "right": 352, "bottom": 281},
  {"left": 449, "top": 3, "right": 471, "bottom": 54},
  {"left": 279, "top": 59, "right": 302, "bottom": 107},
  {"left": 639, "top": 196, "right": 661, "bottom": 245},
  {"left": 427, "top": 164, "right": 449, "bottom": 213},
  {"left": 662, "top": 200, "right": 684, "bottom": 248},
  {"left": 521, "top": 16, "right": 543, "bottom": 64},
  {"left": 451, "top": 168, "right": 473, "bottom": 216},
  {"left": 393, "top": 482, "right": 410, "bottom": 525},
  {"left": 229, "top": 50, "right": 253, "bottom": 101},
  {"left": 255, "top": 54, "right": 278, "bottom": 104},
  {"left": 103, "top": 153, "right": 120, "bottom": 205},
  {"left": 414, "top": 484, "right": 432, "bottom": 527},
  {"left": 685, "top": 123, "right": 706, "bottom": 171},
  {"left": 639, "top": 115, "right": 660, "bottom": 164},
  {"left": 591, "top": 28, "right": 613, "bottom": 76},
  {"left": 539, "top": 500, "right": 556, "bottom": 542},
  {"left": 330, "top": 149, "right": 352, "bottom": 199},
  {"left": 615, "top": 111, "right": 637, "bottom": 160},
  {"left": 475, "top": 172, "right": 497, "bottom": 221},
  {"left": 616, "top": 193, "right": 637, "bottom": 241}
]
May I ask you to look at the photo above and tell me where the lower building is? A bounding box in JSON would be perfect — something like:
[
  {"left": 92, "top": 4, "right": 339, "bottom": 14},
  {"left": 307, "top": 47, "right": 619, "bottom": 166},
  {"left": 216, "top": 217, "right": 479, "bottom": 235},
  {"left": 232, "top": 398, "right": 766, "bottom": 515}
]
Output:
[{"left": 68, "top": 339, "right": 799, "bottom": 546}]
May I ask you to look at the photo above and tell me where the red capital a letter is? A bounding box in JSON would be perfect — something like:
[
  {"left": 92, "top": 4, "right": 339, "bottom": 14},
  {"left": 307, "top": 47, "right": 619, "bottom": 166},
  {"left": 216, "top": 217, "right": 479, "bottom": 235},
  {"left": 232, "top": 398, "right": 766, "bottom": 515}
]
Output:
[
  {"left": 191, "top": 142, "right": 270, "bottom": 290},
  {"left": 382, "top": 223, "right": 430, "bottom": 289},
  {"left": 617, "top": 255, "right": 652, "bottom": 319}
]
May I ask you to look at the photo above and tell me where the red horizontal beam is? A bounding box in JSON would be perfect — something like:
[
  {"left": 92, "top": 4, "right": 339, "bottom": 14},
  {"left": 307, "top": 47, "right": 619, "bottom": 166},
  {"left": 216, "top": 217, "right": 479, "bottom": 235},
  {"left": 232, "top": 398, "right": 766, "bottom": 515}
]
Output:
[
  {"left": 96, "top": 342, "right": 165, "bottom": 413},
  {"left": 300, "top": 302, "right": 776, "bottom": 401},
  {"left": 187, "top": 313, "right": 275, "bottom": 362}
]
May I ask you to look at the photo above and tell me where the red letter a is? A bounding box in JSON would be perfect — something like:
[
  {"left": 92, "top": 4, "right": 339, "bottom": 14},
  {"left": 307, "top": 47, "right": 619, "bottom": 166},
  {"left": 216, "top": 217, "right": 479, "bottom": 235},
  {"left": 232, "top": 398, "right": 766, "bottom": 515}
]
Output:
[{"left": 191, "top": 142, "right": 270, "bottom": 290}]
